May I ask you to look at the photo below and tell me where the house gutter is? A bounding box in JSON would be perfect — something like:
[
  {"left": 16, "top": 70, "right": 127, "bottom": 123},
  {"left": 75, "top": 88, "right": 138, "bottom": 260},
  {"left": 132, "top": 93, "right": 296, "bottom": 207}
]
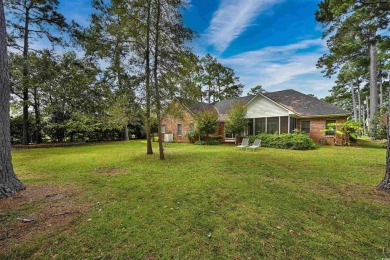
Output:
[{"left": 297, "top": 113, "right": 351, "bottom": 119}]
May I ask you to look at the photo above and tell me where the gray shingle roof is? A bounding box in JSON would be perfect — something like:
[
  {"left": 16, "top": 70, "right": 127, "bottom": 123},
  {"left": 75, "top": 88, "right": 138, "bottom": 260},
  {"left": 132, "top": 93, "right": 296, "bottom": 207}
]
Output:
[
  {"left": 214, "top": 95, "right": 255, "bottom": 115},
  {"left": 184, "top": 89, "right": 350, "bottom": 118},
  {"left": 264, "top": 89, "right": 350, "bottom": 116},
  {"left": 190, "top": 102, "right": 215, "bottom": 115}
]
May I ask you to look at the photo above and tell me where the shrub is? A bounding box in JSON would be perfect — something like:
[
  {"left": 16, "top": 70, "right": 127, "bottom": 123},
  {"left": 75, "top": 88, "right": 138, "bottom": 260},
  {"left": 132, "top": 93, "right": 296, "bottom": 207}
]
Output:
[
  {"left": 194, "top": 140, "right": 220, "bottom": 145},
  {"left": 206, "top": 140, "right": 220, "bottom": 145},
  {"left": 206, "top": 135, "right": 224, "bottom": 143},
  {"left": 183, "top": 130, "right": 197, "bottom": 143},
  {"left": 248, "top": 133, "right": 318, "bottom": 150}
]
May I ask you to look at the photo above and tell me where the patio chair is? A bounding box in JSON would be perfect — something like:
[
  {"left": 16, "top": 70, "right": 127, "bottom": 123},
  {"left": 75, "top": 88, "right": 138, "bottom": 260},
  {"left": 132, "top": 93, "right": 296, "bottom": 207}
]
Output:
[
  {"left": 246, "top": 139, "right": 261, "bottom": 151},
  {"left": 235, "top": 138, "right": 249, "bottom": 150}
]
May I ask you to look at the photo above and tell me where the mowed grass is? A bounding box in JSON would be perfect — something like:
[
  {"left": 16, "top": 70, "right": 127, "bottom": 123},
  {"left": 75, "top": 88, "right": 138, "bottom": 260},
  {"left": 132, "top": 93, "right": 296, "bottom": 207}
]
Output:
[{"left": 3, "top": 141, "right": 390, "bottom": 259}]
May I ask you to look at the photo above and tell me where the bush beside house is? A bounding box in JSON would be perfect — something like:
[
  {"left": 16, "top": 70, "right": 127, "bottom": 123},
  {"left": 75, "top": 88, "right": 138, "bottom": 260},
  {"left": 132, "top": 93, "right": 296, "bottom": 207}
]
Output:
[{"left": 249, "top": 133, "right": 318, "bottom": 150}]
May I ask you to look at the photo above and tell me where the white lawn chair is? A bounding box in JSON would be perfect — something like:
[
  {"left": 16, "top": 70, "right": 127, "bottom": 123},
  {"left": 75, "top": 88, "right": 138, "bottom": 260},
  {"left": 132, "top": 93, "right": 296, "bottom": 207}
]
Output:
[
  {"left": 235, "top": 138, "right": 249, "bottom": 150},
  {"left": 246, "top": 139, "right": 261, "bottom": 151}
]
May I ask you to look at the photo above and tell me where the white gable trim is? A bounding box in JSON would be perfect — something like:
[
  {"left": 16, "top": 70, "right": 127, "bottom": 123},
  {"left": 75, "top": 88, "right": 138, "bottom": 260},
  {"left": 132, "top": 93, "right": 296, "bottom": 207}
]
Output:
[{"left": 245, "top": 94, "right": 296, "bottom": 116}]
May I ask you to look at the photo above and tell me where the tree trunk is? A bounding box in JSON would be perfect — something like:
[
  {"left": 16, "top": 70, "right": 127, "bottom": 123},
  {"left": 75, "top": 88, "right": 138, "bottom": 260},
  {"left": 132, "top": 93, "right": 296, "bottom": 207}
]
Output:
[
  {"left": 350, "top": 79, "right": 357, "bottom": 121},
  {"left": 366, "top": 96, "right": 370, "bottom": 132},
  {"left": 377, "top": 80, "right": 390, "bottom": 192},
  {"left": 369, "top": 41, "right": 378, "bottom": 125},
  {"left": 379, "top": 74, "right": 383, "bottom": 107},
  {"left": 0, "top": 0, "right": 25, "bottom": 198},
  {"left": 357, "top": 85, "right": 362, "bottom": 123},
  {"left": 208, "top": 84, "right": 211, "bottom": 104},
  {"left": 145, "top": 0, "right": 153, "bottom": 155},
  {"left": 123, "top": 125, "right": 129, "bottom": 141},
  {"left": 22, "top": 7, "right": 30, "bottom": 145},
  {"left": 33, "top": 87, "right": 42, "bottom": 143},
  {"left": 153, "top": 0, "right": 164, "bottom": 160}
]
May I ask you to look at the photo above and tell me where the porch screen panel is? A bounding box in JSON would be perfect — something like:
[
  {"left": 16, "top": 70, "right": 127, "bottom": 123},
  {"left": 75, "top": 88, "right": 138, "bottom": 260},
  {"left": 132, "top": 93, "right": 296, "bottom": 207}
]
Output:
[
  {"left": 255, "top": 118, "right": 265, "bottom": 134},
  {"left": 280, "top": 116, "right": 289, "bottom": 133},
  {"left": 290, "top": 117, "right": 297, "bottom": 133},
  {"left": 267, "top": 117, "right": 279, "bottom": 134},
  {"left": 247, "top": 119, "right": 253, "bottom": 136}
]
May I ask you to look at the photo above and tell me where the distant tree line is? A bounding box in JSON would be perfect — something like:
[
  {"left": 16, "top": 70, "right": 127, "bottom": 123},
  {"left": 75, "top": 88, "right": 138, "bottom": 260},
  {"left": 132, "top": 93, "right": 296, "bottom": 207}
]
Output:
[
  {"left": 4, "top": 0, "right": 244, "bottom": 154},
  {"left": 316, "top": 0, "right": 390, "bottom": 192}
]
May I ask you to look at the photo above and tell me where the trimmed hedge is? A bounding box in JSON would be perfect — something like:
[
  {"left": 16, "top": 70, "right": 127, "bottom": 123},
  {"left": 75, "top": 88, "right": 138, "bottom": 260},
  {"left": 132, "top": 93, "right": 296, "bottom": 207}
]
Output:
[
  {"left": 248, "top": 133, "right": 318, "bottom": 150},
  {"left": 194, "top": 140, "right": 220, "bottom": 145}
]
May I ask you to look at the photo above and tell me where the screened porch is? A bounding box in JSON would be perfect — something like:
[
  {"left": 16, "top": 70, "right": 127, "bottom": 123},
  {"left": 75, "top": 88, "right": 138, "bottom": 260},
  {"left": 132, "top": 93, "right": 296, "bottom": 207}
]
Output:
[{"left": 224, "top": 116, "right": 297, "bottom": 139}]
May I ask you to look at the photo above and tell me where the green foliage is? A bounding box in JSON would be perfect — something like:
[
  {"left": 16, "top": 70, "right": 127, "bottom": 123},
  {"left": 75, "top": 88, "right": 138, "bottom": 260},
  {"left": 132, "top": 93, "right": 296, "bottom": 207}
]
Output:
[
  {"left": 199, "top": 54, "right": 243, "bottom": 103},
  {"left": 249, "top": 133, "right": 318, "bottom": 150},
  {"left": 369, "top": 108, "right": 388, "bottom": 140},
  {"left": 194, "top": 140, "right": 206, "bottom": 145},
  {"left": 195, "top": 109, "right": 219, "bottom": 140},
  {"left": 247, "top": 85, "right": 266, "bottom": 96},
  {"left": 205, "top": 140, "right": 220, "bottom": 145},
  {"left": 323, "top": 120, "right": 363, "bottom": 145},
  {"left": 183, "top": 129, "right": 197, "bottom": 143},
  {"left": 194, "top": 140, "right": 219, "bottom": 145},
  {"left": 225, "top": 102, "right": 247, "bottom": 140}
]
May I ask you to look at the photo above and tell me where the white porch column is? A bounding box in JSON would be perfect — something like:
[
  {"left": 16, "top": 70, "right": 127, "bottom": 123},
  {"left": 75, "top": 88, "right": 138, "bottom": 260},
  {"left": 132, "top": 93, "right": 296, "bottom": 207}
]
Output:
[
  {"left": 278, "top": 116, "right": 281, "bottom": 135},
  {"left": 288, "top": 115, "right": 290, "bottom": 134},
  {"left": 265, "top": 117, "right": 268, "bottom": 133}
]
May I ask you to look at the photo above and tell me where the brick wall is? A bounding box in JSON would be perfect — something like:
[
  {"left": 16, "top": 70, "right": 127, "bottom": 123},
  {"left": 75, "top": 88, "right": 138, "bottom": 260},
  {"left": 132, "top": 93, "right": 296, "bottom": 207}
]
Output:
[
  {"left": 160, "top": 103, "right": 195, "bottom": 142},
  {"left": 296, "top": 117, "right": 347, "bottom": 144}
]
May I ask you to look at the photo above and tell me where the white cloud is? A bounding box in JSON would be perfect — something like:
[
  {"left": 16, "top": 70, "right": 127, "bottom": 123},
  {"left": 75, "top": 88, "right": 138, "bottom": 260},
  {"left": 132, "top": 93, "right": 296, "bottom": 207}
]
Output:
[
  {"left": 219, "top": 38, "right": 335, "bottom": 98},
  {"left": 205, "top": 0, "right": 283, "bottom": 53}
]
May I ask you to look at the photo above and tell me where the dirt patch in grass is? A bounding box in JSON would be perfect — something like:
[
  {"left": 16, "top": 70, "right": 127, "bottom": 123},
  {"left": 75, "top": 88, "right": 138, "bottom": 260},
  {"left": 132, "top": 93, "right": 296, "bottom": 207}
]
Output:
[
  {"left": 0, "top": 184, "right": 90, "bottom": 255},
  {"left": 316, "top": 182, "right": 390, "bottom": 204},
  {"left": 94, "top": 167, "right": 127, "bottom": 175}
]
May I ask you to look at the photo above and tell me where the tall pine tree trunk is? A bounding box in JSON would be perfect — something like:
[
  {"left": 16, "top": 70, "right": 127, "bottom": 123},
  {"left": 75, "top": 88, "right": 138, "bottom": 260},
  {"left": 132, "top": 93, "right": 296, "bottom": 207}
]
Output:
[
  {"left": 377, "top": 80, "right": 390, "bottom": 192},
  {"left": 153, "top": 0, "right": 164, "bottom": 160},
  {"left": 33, "top": 87, "right": 42, "bottom": 143},
  {"left": 357, "top": 85, "right": 362, "bottom": 123},
  {"left": 369, "top": 41, "right": 378, "bottom": 124},
  {"left": 379, "top": 74, "right": 383, "bottom": 107},
  {"left": 0, "top": 0, "right": 25, "bottom": 198},
  {"left": 350, "top": 79, "right": 357, "bottom": 121},
  {"left": 22, "top": 8, "right": 30, "bottom": 145},
  {"left": 145, "top": 0, "right": 153, "bottom": 154}
]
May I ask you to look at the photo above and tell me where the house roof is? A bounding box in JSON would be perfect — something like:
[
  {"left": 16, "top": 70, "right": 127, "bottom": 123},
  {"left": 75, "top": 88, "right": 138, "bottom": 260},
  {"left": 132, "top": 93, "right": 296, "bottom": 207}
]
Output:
[
  {"left": 214, "top": 95, "right": 255, "bottom": 115},
  {"left": 182, "top": 89, "right": 350, "bottom": 119},
  {"left": 190, "top": 102, "right": 215, "bottom": 115},
  {"left": 264, "top": 89, "right": 350, "bottom": 116}
]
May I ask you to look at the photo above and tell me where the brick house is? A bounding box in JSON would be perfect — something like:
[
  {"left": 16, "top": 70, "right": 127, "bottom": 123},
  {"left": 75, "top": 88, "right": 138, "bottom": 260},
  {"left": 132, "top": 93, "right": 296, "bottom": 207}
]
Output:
[{"left": 160, "top": 89, "right": 350, "bottom": 144}]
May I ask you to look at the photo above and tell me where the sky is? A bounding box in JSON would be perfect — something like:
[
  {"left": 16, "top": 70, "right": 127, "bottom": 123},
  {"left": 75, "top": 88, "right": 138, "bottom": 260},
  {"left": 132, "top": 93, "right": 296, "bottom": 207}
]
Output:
[{"left": 52, "top": 0, "right": 333, "bottom": 98}]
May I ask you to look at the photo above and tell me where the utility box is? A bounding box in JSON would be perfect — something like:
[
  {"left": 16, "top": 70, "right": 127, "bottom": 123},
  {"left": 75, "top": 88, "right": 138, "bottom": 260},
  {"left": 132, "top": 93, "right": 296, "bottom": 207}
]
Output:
[{"left": 164, "top": 133, "right": 173, "bottom": 142}]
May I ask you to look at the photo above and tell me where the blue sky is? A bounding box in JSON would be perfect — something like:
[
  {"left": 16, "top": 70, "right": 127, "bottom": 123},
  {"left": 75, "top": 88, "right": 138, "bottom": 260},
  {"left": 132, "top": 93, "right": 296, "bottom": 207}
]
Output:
[{"left": 55, "top": 0, "right": 333, "bottom": 98}]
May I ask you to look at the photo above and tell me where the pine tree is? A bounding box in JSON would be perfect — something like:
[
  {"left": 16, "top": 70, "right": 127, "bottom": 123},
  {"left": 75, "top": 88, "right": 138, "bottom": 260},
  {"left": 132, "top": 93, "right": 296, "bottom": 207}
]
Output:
[{"left": 0, "top": 0, "right": 25, "bottom": 198}]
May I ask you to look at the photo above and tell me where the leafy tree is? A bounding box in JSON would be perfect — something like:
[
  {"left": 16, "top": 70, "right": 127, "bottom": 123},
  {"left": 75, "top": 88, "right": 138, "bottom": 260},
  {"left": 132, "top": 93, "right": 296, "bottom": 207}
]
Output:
[
  {"left": 0, "top": 0, "right": 25, "bottom": 198},
  {"left": 5, "top": 0, "right": 70, "bottom": 144},
  {"left": 225, "top": 102, "right": 248, "bottom": 145},
  {"left": 79, "top": 0, "right": 141, "bottom": 141},
  {"left": 199, "top": 54, "right": 243, "bottom": 103},
  {"left": 247, "top": 85, "right": 266, "bottom": 96},
  {"left": 316, "top": 0, "right": 390, "bottom": 127},
  {"left": 195, "top": 109, "right": 219, "bottom": 140}
]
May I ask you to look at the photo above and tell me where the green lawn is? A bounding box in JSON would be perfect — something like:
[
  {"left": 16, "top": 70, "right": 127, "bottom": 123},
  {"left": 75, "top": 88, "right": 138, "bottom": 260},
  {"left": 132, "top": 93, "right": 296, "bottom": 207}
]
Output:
[{"left": 1, "top": 141, "right": 390, "bottom": 258}]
